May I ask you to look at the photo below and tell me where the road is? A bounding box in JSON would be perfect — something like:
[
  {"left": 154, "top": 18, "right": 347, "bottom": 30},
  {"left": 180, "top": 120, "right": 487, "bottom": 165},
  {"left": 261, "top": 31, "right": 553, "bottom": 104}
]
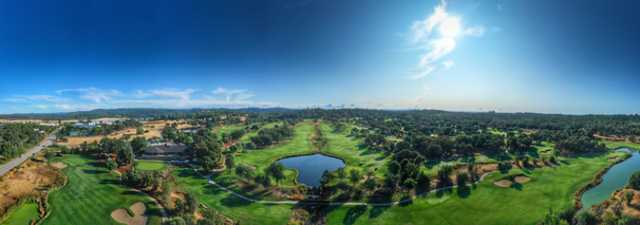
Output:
[{"left": 0, "top": 129, "right": 58, "bottom": 177}]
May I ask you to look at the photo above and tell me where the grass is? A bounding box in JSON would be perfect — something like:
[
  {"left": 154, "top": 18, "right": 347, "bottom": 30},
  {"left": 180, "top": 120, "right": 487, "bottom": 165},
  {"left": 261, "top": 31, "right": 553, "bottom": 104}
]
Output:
[
  {"left": 173, "top": 168, "right": 293, "bottom": 225},
  {"left": 319, "top": 123, "right": 389, "bottom": 178},
  {"left": 42, "top": 154, "right": 162, "bottom": 225},
  {"left": 325, "top": 152, "right": 619, "bottom": 225},
  {"left": 602, "top": 140, "right": 640, "bottom": 150},
  {"left": 1, "top": 201, "right": 39, "bottom": 225},
  {"left": 135, "top": 160, "right": 166, "bottom": 171}
]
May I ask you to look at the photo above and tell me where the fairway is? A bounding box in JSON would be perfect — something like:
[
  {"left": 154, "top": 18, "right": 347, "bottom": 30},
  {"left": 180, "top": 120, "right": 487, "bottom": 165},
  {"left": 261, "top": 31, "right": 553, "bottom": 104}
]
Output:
[
  {"left": 0, "top": 201, "right": 39, "bottom": 225},
  {"left": 42, "top": 154, "right": 162, "bottom": 225},
  {"left": 325, "top": 152, "right": 622, "bottom": 225},
  {"left": 135, "top": 160, "right": 166, "bottom": 171}
]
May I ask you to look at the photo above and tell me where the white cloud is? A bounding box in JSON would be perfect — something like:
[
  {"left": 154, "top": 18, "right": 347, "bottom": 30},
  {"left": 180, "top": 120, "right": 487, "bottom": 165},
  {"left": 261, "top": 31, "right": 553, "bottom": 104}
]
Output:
[
  {"left": 409, "top": 0, "right": 485, "bottom": 79},
  {"left": 442, "top": 60, "right": 455, "bottom": 70},
  {"left": 5, "top": 87, "right": 272, "bottom": 112},
  {"left": 56, "top": 87, "right": 121, "bottom": 103},
  {"left": 147, "top": 88, "right": 196, "bottom": 100},
  {"left": 213, "top": 87, "right": 255, "bottom": 103}
]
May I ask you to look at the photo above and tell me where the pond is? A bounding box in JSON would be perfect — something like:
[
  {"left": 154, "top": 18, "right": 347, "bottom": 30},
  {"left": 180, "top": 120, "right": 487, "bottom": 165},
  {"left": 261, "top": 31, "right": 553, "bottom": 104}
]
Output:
[
  {"left": 581, "top": 148, "right": 640, "bottom": 209},
  {"left": 277, "top": 153, "right": 345, "bottom": 187}
]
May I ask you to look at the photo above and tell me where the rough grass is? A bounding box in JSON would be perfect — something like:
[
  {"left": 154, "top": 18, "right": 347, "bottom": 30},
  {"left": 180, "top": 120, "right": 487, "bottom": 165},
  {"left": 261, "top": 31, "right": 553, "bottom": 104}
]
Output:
[
  {"left": 1, "top": 201, "right": 39, "bottom": 225},
  {"left": 42, "top": 154, "right": 162, "bottom": 225},
  {"left": 325, "top": 153, "right": 617, "bottom": 225},
  {"left": 135, "top": 160, "right": 166, "bottom": 171}
]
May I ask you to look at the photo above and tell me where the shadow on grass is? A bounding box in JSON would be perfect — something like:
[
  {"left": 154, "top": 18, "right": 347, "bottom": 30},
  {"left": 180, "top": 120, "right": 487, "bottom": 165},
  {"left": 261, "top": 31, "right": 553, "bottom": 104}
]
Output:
[
  {"left": 457, "top": 186, "right": 471, "bottom": 198},
  {"left": 369, "top": 206, "right": 389, "bottom": 219},
  {"left": 343, "top": 205, "right": 367, "bottom": 225},
  {"left": 122, "top": 190, "right": 146, "bottom": 196},
  {"left": 83, "top": 169, "right": 106, "bottom": 174},
  {"left": 100, "top": 179, "right": 121, "bottom": 185},
  {"left": 511, "top": 182, "right": 523, "bottom": 191}
]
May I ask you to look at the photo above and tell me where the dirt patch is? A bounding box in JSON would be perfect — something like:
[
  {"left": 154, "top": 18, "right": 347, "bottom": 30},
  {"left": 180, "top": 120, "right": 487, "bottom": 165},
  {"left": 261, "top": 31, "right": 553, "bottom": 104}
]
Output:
[
  {"left": 59, "top": 120, "right": 195, "bottom": 147},
  {"left": 111, "top": 202, "right": 147, "bottom": 225},
  {"left": 0, "top": 160, "right": 64, "bottom": 214},
  {"left": 493, "top": 180, "right": 513, "bottom": 188},
  {"left": 50, "top": 162, "right": 67, "bottom": 169},
  {"left": 514, "top": 176, "right": 531, "bottom": 184}
]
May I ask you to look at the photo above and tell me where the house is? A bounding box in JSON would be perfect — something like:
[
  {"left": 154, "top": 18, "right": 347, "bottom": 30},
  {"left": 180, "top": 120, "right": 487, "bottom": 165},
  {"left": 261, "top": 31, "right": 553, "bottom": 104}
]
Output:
[{"left": 139, "top": 142, "right": 188, "bottom": 161}]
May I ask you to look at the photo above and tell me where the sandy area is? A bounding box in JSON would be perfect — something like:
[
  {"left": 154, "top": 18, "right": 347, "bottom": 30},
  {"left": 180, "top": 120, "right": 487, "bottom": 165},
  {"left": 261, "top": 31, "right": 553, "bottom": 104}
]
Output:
[
  {"left": 111, "top": 202, "right": 147, "bottom": 225},
  {"left": 514, "top": 176, "right": 531, "bottom": 184},
  {"left": 493, "top": 180, "right": 512, "bottom": 188},
  {"left": 60, "top": 120, "right": 194, "bottom": 147},
  {"left": 49, "top": 162, "right": 67, "bottom": 169},
  {"left": 0, "top": 160, "right": 62, "bottom": 214}
]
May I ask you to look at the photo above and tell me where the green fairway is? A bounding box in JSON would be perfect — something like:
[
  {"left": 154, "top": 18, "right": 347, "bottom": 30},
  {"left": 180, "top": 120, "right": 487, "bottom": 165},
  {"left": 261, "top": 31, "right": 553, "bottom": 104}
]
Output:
[
  {"left": 1, "top": 201, "right": 39, "bottom": 225},
  {"left": 42, "top": 154, "right": 162, "bottom": 225},
  {"left": 173, "top": 168, "right": 293, "bottom": 225},
  {"left": 602, "top": 140, "right": 640, "bottom": 150},
  {"left": 325, "top": 152, "right": 622, "bottom": 225},
  {"left": 135, "top": 159, "right": 167, "bottom": 171}
]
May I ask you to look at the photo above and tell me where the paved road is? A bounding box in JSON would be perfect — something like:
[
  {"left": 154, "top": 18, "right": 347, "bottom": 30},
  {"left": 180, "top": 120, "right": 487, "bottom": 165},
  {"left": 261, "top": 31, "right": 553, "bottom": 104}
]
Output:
[{"left": 0, "top": 129, "right": 58, "bottom": 177}]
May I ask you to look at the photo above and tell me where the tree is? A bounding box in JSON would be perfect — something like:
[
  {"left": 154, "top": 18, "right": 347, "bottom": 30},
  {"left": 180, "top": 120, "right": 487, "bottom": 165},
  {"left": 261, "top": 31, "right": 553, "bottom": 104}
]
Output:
[
  {"left": 136, "top": 126, "right": 144, "bottom": 135},
  {"left": 437, "top": 165, "right": 454, "bottom": 187},
  {"left": 130, "top": 136, "right": 148, "bottom": 155},
  {"left": 629, "top": 171, "right": 640, "bottom": 190},
  {"left": 267, "top": 163, "right": 285, "bottom": 183},
  {"left": 106, "top": 158, "right": 117, "bottom": 170},
  {"left": 115, "top": 140, "right": 134, "bottom": 166},
  {"left": 349, "top": 169, "right": 362, "bottom": 185},
  {"left": 417, "top": 172, "right": 431, "bottom": 191}
]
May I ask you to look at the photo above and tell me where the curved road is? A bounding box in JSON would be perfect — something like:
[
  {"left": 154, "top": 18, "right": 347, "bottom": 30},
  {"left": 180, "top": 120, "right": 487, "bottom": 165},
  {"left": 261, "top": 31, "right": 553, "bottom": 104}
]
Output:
[{"left": 0, "top": 129, "right": 58, "bottom": 177}]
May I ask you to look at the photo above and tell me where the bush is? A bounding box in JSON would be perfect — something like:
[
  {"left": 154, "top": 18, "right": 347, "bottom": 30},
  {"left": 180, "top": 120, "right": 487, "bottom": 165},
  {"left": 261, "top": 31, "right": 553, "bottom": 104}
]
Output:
[{"left": 629, "top": 171, "right": 640, "bottom": 190}]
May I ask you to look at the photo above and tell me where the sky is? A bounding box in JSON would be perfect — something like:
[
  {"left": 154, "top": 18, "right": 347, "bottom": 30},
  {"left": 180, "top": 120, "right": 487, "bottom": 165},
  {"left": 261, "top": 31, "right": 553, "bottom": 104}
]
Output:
[{"left": 1, "top": 0, "right": 639, "bottom": 115}]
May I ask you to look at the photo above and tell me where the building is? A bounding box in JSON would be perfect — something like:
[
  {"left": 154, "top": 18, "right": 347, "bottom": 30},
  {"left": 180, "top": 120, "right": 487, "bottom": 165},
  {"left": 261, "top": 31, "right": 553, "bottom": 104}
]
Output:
[{"left": 139, "top": 142, "right": 188, "bottom": 161}]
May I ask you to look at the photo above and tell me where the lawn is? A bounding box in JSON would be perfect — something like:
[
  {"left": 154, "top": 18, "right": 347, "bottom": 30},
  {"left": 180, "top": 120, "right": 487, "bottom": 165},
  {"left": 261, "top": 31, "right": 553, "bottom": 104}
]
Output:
[
  {"left": 325, "top": 152, "right": 620, "bottom": 225},
  {"left": 173, "top": 168, "right": 293, "bottom": 225},
  {"left": 0, "top": 201, "right": 39, "bottom": 225},
  {"left": 135, "top": 159, "right": 167, "bottom": 171},
  {"left": 42, "top": 154, "right": 162, "bottom": 225},
  {"left": 602, "top": 140, "right": 640, "bottom": 150}
]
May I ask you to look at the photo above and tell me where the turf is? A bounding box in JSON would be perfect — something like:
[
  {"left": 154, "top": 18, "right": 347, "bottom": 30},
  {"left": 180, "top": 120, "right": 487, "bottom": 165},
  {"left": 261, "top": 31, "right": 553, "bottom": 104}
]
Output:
[
  {"left": 1, "top": 201, "right": 39, "bottom": 225},
  {"left": 602, "top": 140, "right": 640, "bottom": 150},
  {"left": 173, "top": 168, "right": 293, "bottom": 225},
  {"left": 135, "top": 160, "right": 166, "bottom": 171},
  {"left": 42, "top": 154, "right": 162, "bottom": 225},
  {"left": 324, "top": 152, "right": 619, "bottom": 225}
]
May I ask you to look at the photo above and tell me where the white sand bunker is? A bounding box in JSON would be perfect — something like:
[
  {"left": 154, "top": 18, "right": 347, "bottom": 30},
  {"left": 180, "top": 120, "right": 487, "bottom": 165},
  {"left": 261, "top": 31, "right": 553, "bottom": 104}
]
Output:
[
  {"left": 493, "top": 180, "right": 512, "bottom": 188},
  {"left": 494, "top": 175, "right": 531, "bottom": 188},
  {"left": 111, "top": 202, "right": 147, "bottom": 225},
  {"left": 514, "top": 175, "right": 531, "bottom": 184},
  {"left": 50, "top": 162, "right": 67, "bottom": 169}
]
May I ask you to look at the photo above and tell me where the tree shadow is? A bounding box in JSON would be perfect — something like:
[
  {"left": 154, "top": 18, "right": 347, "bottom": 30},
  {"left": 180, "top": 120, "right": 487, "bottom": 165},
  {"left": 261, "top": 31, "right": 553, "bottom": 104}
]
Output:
[
  {"left": 369, "top": 206, "right": 389, "bottom": 219},
  {"left": 122, "top": 190, "right": 145, "bottom": 196},
  {"left": 457, "top": 186, "right": 471, "bottom": 198},
  {"left": 83, "top": 169, "right": 106, "bottom": 174},
  {"left": 510, "top": 182, "right": 523, "bottom": 191},
  {"left": 100, "top": 179, "right": 120, "bottom": 185},
  {"left": 342, "top": 205, "right": 367, "bottom": 225}
]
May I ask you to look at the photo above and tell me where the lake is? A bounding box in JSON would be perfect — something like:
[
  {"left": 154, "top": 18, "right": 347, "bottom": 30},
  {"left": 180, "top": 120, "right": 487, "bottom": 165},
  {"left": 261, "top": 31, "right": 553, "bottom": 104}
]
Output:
[
  {"left": 277, "top": 153, "right": 345, "bottom": 187},
  {"left": 581, "top": 148, "right": 640, "bottom": 209}
]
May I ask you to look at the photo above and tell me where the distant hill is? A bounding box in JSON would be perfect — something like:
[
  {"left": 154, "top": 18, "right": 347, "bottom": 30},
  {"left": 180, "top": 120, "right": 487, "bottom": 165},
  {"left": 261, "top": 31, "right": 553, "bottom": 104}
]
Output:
[{"left": 0, "top": 107, "right": 297, "bottom": 120}]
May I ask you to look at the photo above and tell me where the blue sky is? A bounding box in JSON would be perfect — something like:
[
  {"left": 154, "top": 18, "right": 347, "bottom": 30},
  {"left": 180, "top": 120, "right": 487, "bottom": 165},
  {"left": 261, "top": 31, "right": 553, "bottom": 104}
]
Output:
[{"left": 1, "top": 0, "right": 639, "bottom": 114}]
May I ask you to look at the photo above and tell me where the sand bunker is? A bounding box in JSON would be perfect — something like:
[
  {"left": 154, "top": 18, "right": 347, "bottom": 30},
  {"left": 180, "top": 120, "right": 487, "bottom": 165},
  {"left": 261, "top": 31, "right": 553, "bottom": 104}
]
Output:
[
  {"left": 50, "top": 162, "right": 67, "bottom": 169},
  {"left": 493, "top": 180, "right": 513, "bottom": 188},
  {"left": 514, "top": 176, "right": 531, "bottom": 184},
  {"left": 494, "top": 175, "right": 531, "bottom": 188},
  {"left": 111, "top": 202, "right": 147, "bottom": 225}
]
